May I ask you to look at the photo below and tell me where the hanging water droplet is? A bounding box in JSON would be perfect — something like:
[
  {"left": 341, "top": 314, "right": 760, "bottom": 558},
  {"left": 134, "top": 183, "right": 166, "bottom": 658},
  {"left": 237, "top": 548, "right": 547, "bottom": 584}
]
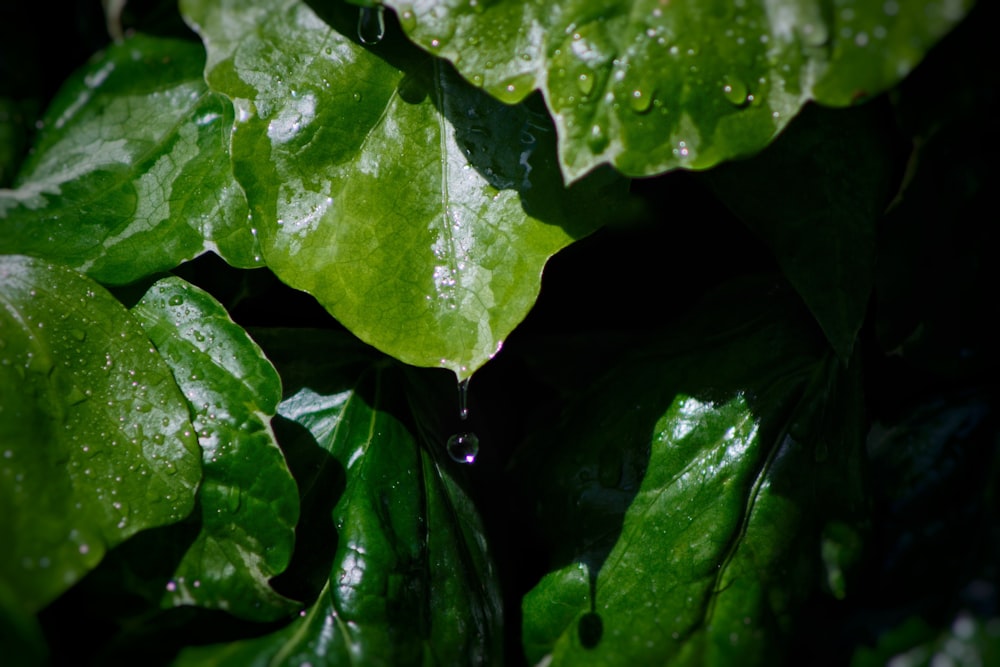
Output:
[
  {"left": 457, "top": 378, "right": 470, "bottom": 420},
  {"left": 446, "top": 432, "right": 479, "bottom": 464},
  {"left": 357, "top": 4, "right": 386, "bottom": 45}
]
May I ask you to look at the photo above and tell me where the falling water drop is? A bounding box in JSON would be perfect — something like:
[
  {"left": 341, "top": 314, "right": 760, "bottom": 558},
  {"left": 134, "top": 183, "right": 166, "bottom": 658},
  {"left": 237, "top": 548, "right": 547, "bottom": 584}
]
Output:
[
  {"left": 357, "top": 4, "right": 386, "bottom": 45},
  {"left": 457, "top": 378, "right": 470, "bottom": 421},
  {"left": 446, "top": 432, "right": 479, "bottom": 464}
]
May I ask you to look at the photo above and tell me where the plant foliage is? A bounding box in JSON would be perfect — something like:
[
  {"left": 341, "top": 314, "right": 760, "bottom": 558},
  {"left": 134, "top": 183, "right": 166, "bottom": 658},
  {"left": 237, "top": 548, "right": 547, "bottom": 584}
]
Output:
[{"left": 1, "top": 0, "right": 997, "bottom": 665}]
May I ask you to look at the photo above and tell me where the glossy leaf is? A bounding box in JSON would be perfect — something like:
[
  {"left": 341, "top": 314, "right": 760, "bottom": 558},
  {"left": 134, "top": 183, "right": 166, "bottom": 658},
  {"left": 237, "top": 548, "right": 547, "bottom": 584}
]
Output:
[
  {"left": 0, "top": 35, "right": 259, "bottom": 284},
  {"left": 180, "top": 0, "right": 627, "bottom": 378},
  {"left": 173, "top": 354, "right": 502, "bottom": 665},
  {"left": 386, "top": 0, "right": 972, "bottom": 181},
  {"left": 517, "top": 280, "right": 867, "bottom": 666},
  {"left": 131, "top": 277, "right": 299, "bottom": 622},
  {"left": 704, "top": 103, "right": 896, "bottom": 362},
  {"left": 0, "top": 255, "right": 201, "bottom": 613}
]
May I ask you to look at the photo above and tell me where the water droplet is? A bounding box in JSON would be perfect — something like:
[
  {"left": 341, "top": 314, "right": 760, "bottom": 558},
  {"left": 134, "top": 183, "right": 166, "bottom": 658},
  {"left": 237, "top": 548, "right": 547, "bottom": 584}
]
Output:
[
  {"left": 587, "top": 123, "right": 609, "bottom": 152},
  {"left": 576, "top": 71, "right": 595, "bottom": 95},
  {"left": 722, "top": 76, "right": 749, "bottom": 106},
  {"left": 457, "top": 378, "right": 470, "bottom": 420},
  {"left": 629, "top": 88, "right": 653, "bottom": 113},
  {"left": 352, "top": 92, "right": 362, "bottom": 102},
  {"left": 446, "top": 432, "right": 479, "bottom": 464},
  {"left": 492, "top": 72, "right": 534, "bottom": 103},
  {"left": 168, "top": 294, "right": 184, "bottom": 306},
  {"left": 357, "top": 4, "right": 385, "bottom": 45},
  {"left": 398, "top": 7, "right": 417, "bottom": 31}
]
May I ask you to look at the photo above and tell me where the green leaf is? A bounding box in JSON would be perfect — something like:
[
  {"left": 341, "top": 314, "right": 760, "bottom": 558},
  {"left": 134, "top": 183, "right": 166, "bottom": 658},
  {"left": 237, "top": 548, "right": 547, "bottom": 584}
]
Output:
[
  {"left": 0, "top": 579, "right": 47, "bottom": 667},
  {"left": 131, "top": 277, "right": 299, "bottom": 622},
  {"left": 517, "top": 280, "right": 867, "bottom": 665},
  {"left": 0, "top": 255, "right": 201, "bottom": 613},
  {"left": 385, "top": 0, "right": 972, "bottom": 181},
  {"left": 174, "top": 358, "right": 502, "bottom": 666},
  {"left": 0, "top": 34, "right": 260, "bottom": 284},
  {"left": 703, "top": 103, "right": 896, "bottom": 362},
  {"left": 180, "top": 0, "right": 627, "bottom": 378}
]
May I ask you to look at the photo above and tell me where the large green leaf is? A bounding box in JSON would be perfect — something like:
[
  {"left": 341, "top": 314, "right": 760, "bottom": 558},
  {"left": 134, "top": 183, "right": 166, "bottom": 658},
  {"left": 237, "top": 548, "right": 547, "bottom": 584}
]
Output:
[
  {"left": 0, "top": 255, "right": 201, "bottom": 613},
  {"left": 131, "top": 277, "right": 299, "bottom": 622},
  {"left": 180, "top": 0, "right": 627, "bottom": 378},
  {"left": 517, "top": 280, "right": 867, "bottom": 665},
  {"left": 385, "top": 0, "right": 973, "bottom": 180},
  {"left": 174, "top": 356, "right": 502, "bottom": 665},
  {"left": 0, "top": 35, "right": 259, "bottom": 283}
]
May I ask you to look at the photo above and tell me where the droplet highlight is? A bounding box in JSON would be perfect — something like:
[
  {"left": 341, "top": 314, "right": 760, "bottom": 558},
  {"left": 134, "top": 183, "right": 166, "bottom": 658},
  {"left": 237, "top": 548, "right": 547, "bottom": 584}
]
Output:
[{"left": 446, "top": 432, "right": 479, "bottom": 464}]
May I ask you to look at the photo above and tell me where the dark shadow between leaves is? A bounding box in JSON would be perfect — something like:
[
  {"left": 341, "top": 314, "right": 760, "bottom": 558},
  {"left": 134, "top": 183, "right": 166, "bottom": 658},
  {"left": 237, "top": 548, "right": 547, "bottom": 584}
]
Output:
[{"left": 268, "top": 414, "right": 344, "bottom": 605}]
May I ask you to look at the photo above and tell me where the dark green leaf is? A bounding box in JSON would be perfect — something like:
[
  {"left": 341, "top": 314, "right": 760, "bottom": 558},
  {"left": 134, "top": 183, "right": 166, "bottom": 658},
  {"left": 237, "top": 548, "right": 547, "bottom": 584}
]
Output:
[
  {"left": 385, "top": 0, "right": 972, "bottom": 180},
  {"left": 517, "top": 280, "right": 866, "bottom": 665},
  {"left": 180, "top": 0, "right": 627, "bottom": 378},
  {"left": 0, "top": 255, "right": 201, "bottom": 613},
  {"left": 875, "top": 5, "right": 1000, "bottom": 375},
  {"left": 173, "top": 356, "right": 502, "bottom": 665},
  {"left": 0, "top": 35, "right": 259, "bottom": 284},
  {"left": 0, "top": 579, "right": 47, "bottom": 667},
  {"left": 703, "top": 103, "right": 897, "bottom": 361},
  {"left": 132, "top": 277, "right": 299, "bottom": 621}
]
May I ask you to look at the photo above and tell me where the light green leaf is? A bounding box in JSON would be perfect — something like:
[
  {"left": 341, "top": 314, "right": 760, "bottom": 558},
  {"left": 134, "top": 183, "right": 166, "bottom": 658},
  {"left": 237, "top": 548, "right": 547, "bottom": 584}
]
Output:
[
  {"left": 0, "top": 34, "right": 259, "bottom": 283},
  {"left": 131, "top": 277, "right": 299, "bottom": 622},
  {"left": 180, "top": 0, "right": 627, "bottom": 378},
  {"left": 0, "top": 255, "right": 201, "bottom": 613},
  {"left": 385, "top": 0, "right": 973, "bottom": 181},
  {"left": 174, "top": 358, "right": 502, "bottom": 666}
]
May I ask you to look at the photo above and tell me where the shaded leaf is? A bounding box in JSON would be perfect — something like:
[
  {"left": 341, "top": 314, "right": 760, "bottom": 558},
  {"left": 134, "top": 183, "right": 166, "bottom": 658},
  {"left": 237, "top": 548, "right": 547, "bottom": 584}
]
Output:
[
  {"left": 173, "top": 356, "right": 502, "bottom": 665},
  {"left": 0, "top": 579, "right": 47, "bottom": 667},
  {"left": 0, "top": 255, "right": 201, "bottom": 613},
  {"left": 386, "top": 0, "right": 972, "bottom": 180},
  {"left": 132, "top": 277, "right": 299, "bottom": 621},
  {"left": 875, "top": 3, "right": 1000, "bottom": 376},
  {"left": 517, "top": 279, "right": 867, "bottom": 666},
  {"left": 180, "top": 0, "right": 627, "bottom": 378},
  {"left": 0, "top": 34, "right": 259, "bottom": 283},
  {"left": 703, "top": 103, "right": 897, "bottom": 362}
]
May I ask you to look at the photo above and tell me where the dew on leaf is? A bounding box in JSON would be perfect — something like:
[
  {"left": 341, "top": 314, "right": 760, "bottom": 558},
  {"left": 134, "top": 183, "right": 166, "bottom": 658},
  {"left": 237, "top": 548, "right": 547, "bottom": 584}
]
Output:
[
  {"left": 588, "top": 123, "right": 609, "bottom": 153},
  {"left": 576, "top": 71, "right": 595, "bottom": 95},
  {"left": 629, "top": 88, "right": 653, "bottom": 113},
  {"left": 722, "top": 76, "right": 749, "bottom": 105},
  {"left": 168, "top": 294, "right": 183, "bottom": 306},
  {"left": 446, "top": 432, "right": 479, "bottom": 464}
]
